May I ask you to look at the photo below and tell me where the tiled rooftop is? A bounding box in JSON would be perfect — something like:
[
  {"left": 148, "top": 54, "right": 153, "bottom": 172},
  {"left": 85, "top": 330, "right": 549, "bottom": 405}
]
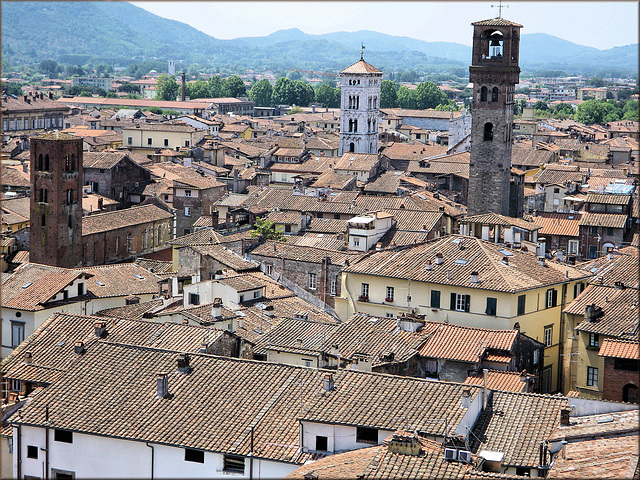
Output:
[
  {"left": 82, "top": 204, "right": 172, "bottom": 236},
  {"left": 464, "top": 370, "right": 535, "bottom": 393},
  {"left": 598, "top": 338, "right": 640, "bottom": 360}
]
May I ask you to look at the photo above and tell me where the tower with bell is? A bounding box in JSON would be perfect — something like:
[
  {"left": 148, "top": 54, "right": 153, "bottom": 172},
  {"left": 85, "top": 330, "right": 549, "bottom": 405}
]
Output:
[{"left": 467, "top": 7, "right": 523, "bottom": 216}]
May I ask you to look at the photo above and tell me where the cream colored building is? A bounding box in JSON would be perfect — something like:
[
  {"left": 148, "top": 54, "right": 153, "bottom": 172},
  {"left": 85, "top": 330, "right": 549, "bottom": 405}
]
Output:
[
  {"left": 122, "top": 123, "right": 205, "bottom": 155},
  {"left": 335, "top": 235, "right": 593, "bottom": 393}
]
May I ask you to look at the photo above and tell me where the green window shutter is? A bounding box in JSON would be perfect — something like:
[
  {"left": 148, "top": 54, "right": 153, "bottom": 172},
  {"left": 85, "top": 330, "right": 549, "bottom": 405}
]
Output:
[
  {"left": 450, "top": 292, "right": 456, "bottom": 310},
  {"left": 465, "top": 295, "right": 471, "bottom": 312}
]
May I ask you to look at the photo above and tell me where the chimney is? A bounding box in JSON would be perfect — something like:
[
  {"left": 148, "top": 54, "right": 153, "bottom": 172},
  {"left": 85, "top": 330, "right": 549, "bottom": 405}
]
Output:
[
  {"left": 425, "top": 260, "right": 432, "bottom": 271},
  {"left": 461, "top": 388, "right": 471, "bottom": 409},
  {"left": 375, "top": 242, "right": 383, "bottom": 251},
  {"left": 560, "top": 408, "right": 571, "bottom": 426},
  {"left": 388, "top": 433, "right": 422, "bottom": 456},
  {"left": 156, "top": 372, "right": 169, "bottom": 398},
  {"left": 537, "top": 256, "right": 546, "bottom": 266},
  {"left": 181, "top": 72, "right": 186, "bottom": 102},
  {"left": 263, "top": 304, "right": 275, "bottom": 317},
  {"left": 24, "top": 351, "right": 33, "bottom": 364},
  {"left": 607, "top": 252, "right": 613, "bottom": 261},
  {"left": 501, "top": 256, "right": 509, "bottom": 265},
  {"left": 199, "top": 343, "right": 208, "bottom": 354},
  {"left": 435, "top": 253, "right": 444, "bottom": 265},
  {"left": 470, "top": 271, "right": 479, "bottom": 283},
  {"left": 585, "top": 304, "right": 603, "bottom": 322},
  {"left": 94, "top": 321, "right": 107, "bottom": 338},
  {"left": 482, "top": 369, "right": 488, "bottom": 410},
  {"left": 211, "top": 298, "right": 222, "bottom": 318},
  {"left": 177, "top": 353, "right": 190, "bottom": 374},
  {"left": 614, "top": 281, "right": 625, "bottom": 290},
  {"left": 98, "top": 197, "right": 104, "bottom": 210},
  {"left": 74, "top": 341, "right": 85, "bottom": 355},
  {"left": 323, "top": 373, "right": 334, "bottom": 392}
]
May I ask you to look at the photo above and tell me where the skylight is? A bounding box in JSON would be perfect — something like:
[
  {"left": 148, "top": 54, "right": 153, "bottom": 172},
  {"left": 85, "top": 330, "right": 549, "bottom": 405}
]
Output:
[
  {"left": 452, "top": 238, "right": 463, "bottom": 244},
  {"left": 21, "top": 282, "right": 33, "bottom": 289},
  {"left": 498, "top": 249, "right": 513, "bottom": 257},
  {"left": 95, "top": 280, "right": 105, "bottom": 286},
  {"left": 454, "top": 259, "right": 468, "bottom": 265},
  {"left": 134, "top": 274, "right": 144, "bottom": 279}
]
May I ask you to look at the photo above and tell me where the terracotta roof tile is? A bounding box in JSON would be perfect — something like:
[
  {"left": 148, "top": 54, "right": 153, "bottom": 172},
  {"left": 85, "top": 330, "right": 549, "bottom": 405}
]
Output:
[
  {"left": 82, "top": 204, "right": 172, "bottom": 236},
  {"left": 464, "top": 370, "right": 534, "bottom": 393},
  {"left": 525, "top": 212, "right": 581, "bottom": 237},
  {"left": 340, "top": 59, "right": 383, "bottom": 75},
  {"left": 598, "top": 338, "right": 640, "bottom": 360}
]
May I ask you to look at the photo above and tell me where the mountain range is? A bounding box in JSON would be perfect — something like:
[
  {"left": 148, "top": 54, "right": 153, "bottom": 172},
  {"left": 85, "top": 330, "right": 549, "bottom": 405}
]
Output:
[{"left": 2, "top": 2, "right": 637, "bottom": 77}]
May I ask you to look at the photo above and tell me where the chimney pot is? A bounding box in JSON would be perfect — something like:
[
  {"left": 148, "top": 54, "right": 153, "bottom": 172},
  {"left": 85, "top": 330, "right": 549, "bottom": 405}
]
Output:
[
  {"left": 470, "top": 271, "right": 479, "bottom": 283},
  {"left": 24, "top": 351, "right": 33, "bottom": 364},
  {"left": 177, "top": 353, "right": 190, "bottom": 374},
  {"left": 156, "top": 372, "right": 169, "bottom": 398},
  {"left": 74, "top": 341, "right": 85, "bottom": 355},
  {"left": 560, "top": 408, "right": 571, "bottom": 426},
  {"left": 200, "top": 343, "right": 208, "bottom": 354},
  {"left": 435, "top": 253, "right": 444, "bottom": 265},
  {"left": 94, "top": 321, "right": 107, "bottom": 337},
  {"left": 323, "top": 373, "right": 334, "bottom": 392}
]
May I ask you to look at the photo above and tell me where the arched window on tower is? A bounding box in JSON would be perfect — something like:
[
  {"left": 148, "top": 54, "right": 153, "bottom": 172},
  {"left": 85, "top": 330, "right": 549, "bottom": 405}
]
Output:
[
  {"left": 353, "top": 120, "right": 358, "bottom": 132},
  {"left": 71, "top": 153, "right": 76, "bottom": 170},
  {"left": 65, "top": 154, "right": 71, "bottom": 171},
  {"left": 38, "top": 154, "right": 43, "bottom": 171},
  {"left": 492, "top": 87, "right": 499, "bottom": 102},
  {"left": 66, "top": 189, "right": 74, "bottom": 204},
  {"left": 480, "top": 87, "right": 488, "bottom": 102},
  {"left": 44, "top": 154, "right": 50, "bottom": 171},
  {"left": 488, "top": 31, "right": 504, "bottom": 58},
  {"left": 484, "top": 122, "right": 494, "bottom": 141},
  {"left": 373, "top": 97, "right": 377, "bottom": 109},
  {"left": 349, "top": 143, "right": 355, "bottom": 153},
  {"left": 41, "top": 214, "right": 46, "bottom": 227},
  {"left": 356, "top": 96, "right": 359, "bottom": 109}
]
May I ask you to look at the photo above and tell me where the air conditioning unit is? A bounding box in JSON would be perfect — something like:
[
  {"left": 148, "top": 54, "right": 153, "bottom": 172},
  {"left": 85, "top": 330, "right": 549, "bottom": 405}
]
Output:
[
  {"left": 444, "top": 448, "right": 458, "bottom": 461},
  {"left": 458, "top": 450, "right": 472, "bottom": 463}
]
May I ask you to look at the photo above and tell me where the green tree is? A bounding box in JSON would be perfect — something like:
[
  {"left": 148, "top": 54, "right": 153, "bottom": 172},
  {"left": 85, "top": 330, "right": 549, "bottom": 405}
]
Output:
[
  {"left": 587, "top": 76, "right": 605, "bottom": 88},
  {"left": 249, "top": 79, "right": 273, "bottom": 107},
  {"left": 208, "top": 76, "right": 224, "bottom": 98},
  {"left": 224, "top": 75, "right": 247, "bottom": 97},
  {"left": 186, "top": 79, "right": 209, "bottom": 99},
  {"left": 250, "top": 217, "right": 285, "bottom": 241},
  {"left": 155, "top": 74, "right": 179, "bottom": 101},
  {"left": 315, "top": 83, "right": 339, "bottom": 108},
  {"left": 576, "top": 99, "right": 616, "bottom": 125},
  {"left": 552, "top": 103, "right": 575, "bottom": 118},
  {"left": 272, "top": 77, "right": 294, "bottom": 105},
  {"left": 380, "top": 80, "right": 398, "bottom": 108},
  {"left": 38, "top": 59, "right": 59, "bottom": 76},
  {"left": 144, "top": 106, "right": 164, "bottom": 115},
  {"left": 3, "top": 82, "right": 23, "bottom": 96},
  {"left": 397, "top": 86, "right": 416, "bottom": 109},
  {"left": 291, "top": 80, "right": 315, "bottom": 106},
  {"left": 622, "top": 100, "right": 639, "bottom": 121},
  {"left": 414, "top": 81, "right": 447, "bottom": 109},
  {"left": 534, "top": 100, "right": 549, "bottom": 111},
  {"left": 117, "top": 82, "right": 139, "bottom": 94}
]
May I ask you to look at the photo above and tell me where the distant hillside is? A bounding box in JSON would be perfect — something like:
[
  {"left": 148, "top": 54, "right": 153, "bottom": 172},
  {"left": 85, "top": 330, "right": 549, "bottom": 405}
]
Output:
[{"left": 2, "top": 2, "right": 637, "bottom": 77}]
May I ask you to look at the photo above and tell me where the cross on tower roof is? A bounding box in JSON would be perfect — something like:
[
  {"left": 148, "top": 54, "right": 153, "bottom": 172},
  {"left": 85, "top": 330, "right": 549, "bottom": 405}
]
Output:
[
  {"left": 360, "top": 43, "right": 365, "bottom": 60},
  {"left": 491, "top": 0, "right": 508, "bottom": 18}
]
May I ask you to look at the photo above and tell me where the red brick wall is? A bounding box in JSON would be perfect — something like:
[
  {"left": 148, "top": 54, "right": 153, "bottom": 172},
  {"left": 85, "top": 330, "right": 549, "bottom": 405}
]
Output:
[{"left": 602, "top": 357, "right": 639, "bottom": 403}]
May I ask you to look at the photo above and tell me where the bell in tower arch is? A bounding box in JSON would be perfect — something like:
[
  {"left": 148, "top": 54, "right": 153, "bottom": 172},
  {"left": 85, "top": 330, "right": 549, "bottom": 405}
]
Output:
[{"left": 489, "top": 33, "right": 503, "bottom": 58}]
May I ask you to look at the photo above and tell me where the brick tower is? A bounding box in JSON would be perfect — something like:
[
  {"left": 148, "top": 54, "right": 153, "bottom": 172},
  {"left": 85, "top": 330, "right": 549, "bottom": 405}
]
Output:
[
  {"left": 339, "top": 49, "right": 383, "bottom": 155},
  {"left": 467, "top": 17, "right": 522, "bottom": 216},
  {"left": 30, "top": 132, "right": 83, "bottom": 268}
]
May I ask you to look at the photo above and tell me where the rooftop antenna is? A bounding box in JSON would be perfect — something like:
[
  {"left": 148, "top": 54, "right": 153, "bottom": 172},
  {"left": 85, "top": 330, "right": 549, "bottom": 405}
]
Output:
[
  {"left": 491, "top": 0, "right": 508, "bottom": 18},
  {"left": 360, "top": 43, "right": 365, "bottom": 60}
]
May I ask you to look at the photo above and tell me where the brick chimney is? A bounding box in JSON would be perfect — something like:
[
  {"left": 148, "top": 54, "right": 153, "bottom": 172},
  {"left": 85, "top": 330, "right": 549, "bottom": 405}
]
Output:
[
  {"left": 156, "top": 372, "right": 169, "bottom": 398},
  {"left": 177, "top": 353, "right": 190, "bottom": 374},
  {"left": 323, "top": 373, "right": 334, "bottom": 392},
  {"left": 74, "top": 341, "right": 85, "bottom": 354},
  {"left": 94, "top": 321, "right": 107, "bottom": 338},
  {"left": 181, "top": 72, "right": 186, "bottom": 102},
  {"left": 387, "top": 433, "right": 422, "bottom": 456}
]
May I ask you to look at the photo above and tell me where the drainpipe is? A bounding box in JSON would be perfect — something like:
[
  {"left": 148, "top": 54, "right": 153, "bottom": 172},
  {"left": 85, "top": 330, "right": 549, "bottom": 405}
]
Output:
[
  {"left": 45, "top": 423, "right": 49, "bottom": 480},
  {"left": 145, "top": 442, "right": 154, "bottom": 480},
  {"left": 16, "top": 424, "right": 22, "bottom": 480},
  {"left": 249, "top": 426, "right": 254, "bottom": 480}
]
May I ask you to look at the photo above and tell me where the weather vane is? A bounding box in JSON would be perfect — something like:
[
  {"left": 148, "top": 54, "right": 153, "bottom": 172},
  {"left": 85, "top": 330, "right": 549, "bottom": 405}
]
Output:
[
  {"left": 361, "top": 43, "right": 365, "bottom": 60},
  {"left": 491, "top": 0, "right": 508, "bottom": 18}
]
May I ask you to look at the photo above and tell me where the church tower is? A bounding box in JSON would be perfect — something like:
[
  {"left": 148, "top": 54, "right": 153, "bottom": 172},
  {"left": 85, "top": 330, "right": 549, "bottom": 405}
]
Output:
[
  {"left": 30, "top": 132, "right": 83, "bottom": 268},
  {"left": 467, "top": 17, "right": 522, "bottom": 216},
  {"left": 339, "top": 50, "right": 383, "bottom": 155}
]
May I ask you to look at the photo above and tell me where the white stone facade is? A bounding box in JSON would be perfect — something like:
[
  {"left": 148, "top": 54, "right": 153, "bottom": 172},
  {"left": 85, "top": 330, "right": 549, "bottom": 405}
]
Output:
[{"left": 339, "top": 59, "right": 383, "bottom": 155}]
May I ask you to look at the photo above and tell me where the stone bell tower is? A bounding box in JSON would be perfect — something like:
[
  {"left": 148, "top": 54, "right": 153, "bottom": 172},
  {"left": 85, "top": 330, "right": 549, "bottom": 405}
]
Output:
[
  {"left": 467, "top": 17, "right": 522, "bottom": 216},
  {"left": 30, "top": 132, "right": 83, "bottom": 268},
  {"left": 339, "top": 48, "right": 383, "bottom": 156}
]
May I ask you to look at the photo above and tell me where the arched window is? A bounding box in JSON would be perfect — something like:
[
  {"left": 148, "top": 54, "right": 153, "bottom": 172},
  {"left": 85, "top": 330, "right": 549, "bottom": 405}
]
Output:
[
  {"left": 492, "top": 87, "right": 499, "bottom": 102},
  {"left": 623, "top": 383, "right": 638, "bottom": 403},
  {"left": 37, "top": 153, "right": 43, "bottom": 171},
  {"left": 480, "top": 87, "right": 488, "bottom": 102},
  {"left": 373, "top": 97, "right": 377, "bottom": 109},
  {"left": 349, "top": 143, "right": 355, "bottom": 153},
  {"left": 353, "top": 120, "right": 358, "bottom": 132},
  {"left": 44, "top": 154, "right": 50, "bottom": 171},
  {"left": 68, "top": 215, "right": 73, "bottom": 228},
  {"left": 484, "top": 123, "right": 494, "bottom": 141},
  {"left": 71, "top": 153, "right": 76, "bottom": 170},
  {"left": 41, "top": 214, "right": 46, "bottom": 226},
  {"left": 66, "top": 189, "right": 73, "bottom": 204},
  {"left": 356, "top": 96, "right": 359, "bottom": 109}
]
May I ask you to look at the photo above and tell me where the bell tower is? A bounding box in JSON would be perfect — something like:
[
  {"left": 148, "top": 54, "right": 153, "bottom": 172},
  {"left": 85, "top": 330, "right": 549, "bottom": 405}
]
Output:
[
  {"left": 30, "top": 132, "right": 83, "bottom": 268},
  {"left": 339, "top": 48, "right": 383, "bottom": 156},
  {"left": 467, "top": 17, "right": 522, "bottom": 216}
]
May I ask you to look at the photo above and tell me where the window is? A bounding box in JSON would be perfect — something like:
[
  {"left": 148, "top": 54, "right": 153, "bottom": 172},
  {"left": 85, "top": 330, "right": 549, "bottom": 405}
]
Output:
[
  {"left": 184, "top": 207, "right": 191, "bottom": 217},
  {"left": 606, "top": 227, "right": 614, "bottom": 236},
  {"left": 11, "top": 379, "right": 22, "bottom": 392},
  {"left": 517, "top": 295, "right": 526, "bottom": 316},
  {"left": 543, "top": 325, "right": 553, "bottom": 347},
  {"left": 492, "top": 87, "right": 499, "bottom": 102},
  {"left": 11, "top": 322, "right": 25, "bottom": 348},
  {"left": 54, "top": 429, "right": 73, "bottom": 443},
  {"left": 239, "top": 295, "right": 244, "bottom": 303},
  {"left": 53, "top": 470, "right": 75, "bottom": 480},
  {"left": 590, "top": 226, "right": 598, "bottom": 235},
  {"left": 308, "top": 272, "right": 317, "bottom": 290},
  {"left": 353, "top": 237, "right": 360, "bottom": 247},
  {"left": 480, "top": 86, "right": 488, "bottom": 102},
  {"left": 587, "top": 366, "right": 598, "bottom": 387},
  {"left": 184, "top": 190, "right": 192, "bottom": 197},
  {"left": 431, "top": 290, "right": 441, "bottom": 308},
  {"left": 546, "top": 289, "right": 557, "bottom": 308},
  {"left": 27, "top": 445, "right": 39, "bottom": 459},
  {"left": 573, "top": 282, "right": 584, "bottom": 299},
  {"left": 127, "top": 137, "right": 133, "bottom": 145},
  {"left": 253, "top": 290, "right": 260, "bottom": 299},
  {"left": 185, "top": 140, "right": 190, "bottom": 147},
  {"left": 568, "top": 240, "right": 579, "bottom": 255},
  {"left": 451, "top": 293, "right": 470, "bottom": 312},
  {"left": 189, "top": 293, "right": 200, "bottom": 305},
  {"left": 553, "top": 188, "right": 560, "bottom": 194},
  {"left": 164, "top": 138, "right": 169, "bottom": 147},
  {"left": 316, "top": 435, "right": 328, "bottom": 451},
  {"left": 223, "top": 454, "right": 245, "bottom": 474},
  {"left": 588, "top": 333, "right": 599, "bottom": 348},
  {"left": 330, "top": 277, "right": 337, "bottom": 296},
  {"left": 361, "top": 283, "right": 369, "bottom": 298},
  {"left": 386, "top": 286, "right": 394, "bottom": 302},
  {"left": 284, "top": 224, "right": 292, "bottom": 233},
  {"left": 542, "top": 365, "right": 553, "bottom": 393},
  {"left": 485, "top": 297, "right": 497, "bottom": 316},
  {"left": 264, "top": 264, "right": 273, "bottom": 276},
  {"left": 356, "top": 427, "right": 378, "bottom": 444},
  {"left": 333, "top": 214, "right": 340, "bottom": 220},
  {"left": 147, "top": 137, "right": 152, "bottom": 146},
  {"left": 483, "top": 122, "right": 493, "bottom": 141},
  {"left": 185, "top": 448, "right": 204, "bottom": 463}
]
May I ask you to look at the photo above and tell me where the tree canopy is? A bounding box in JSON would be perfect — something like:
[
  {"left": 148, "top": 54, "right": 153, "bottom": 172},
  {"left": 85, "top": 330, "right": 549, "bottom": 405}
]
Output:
[
  {"left": 250, "top": 217, "right": 285, "bottom": 241},
  {"left": 249, "top": 79, "right": 273, "bottom": 107},
  {"left": 155, "top": 74, "right": 179, "bottom": 101}
]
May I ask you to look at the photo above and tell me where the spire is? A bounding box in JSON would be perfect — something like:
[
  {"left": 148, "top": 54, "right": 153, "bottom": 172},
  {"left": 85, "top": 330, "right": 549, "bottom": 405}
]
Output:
[{"left": 360, "top": 43, "right": 365, "bottom": 60}]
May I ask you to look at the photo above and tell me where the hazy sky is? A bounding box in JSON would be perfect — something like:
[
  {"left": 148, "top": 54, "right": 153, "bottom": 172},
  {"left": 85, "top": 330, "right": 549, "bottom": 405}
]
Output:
[{"left": 131, "top": 1, "right": 639, "bottom": 50}]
